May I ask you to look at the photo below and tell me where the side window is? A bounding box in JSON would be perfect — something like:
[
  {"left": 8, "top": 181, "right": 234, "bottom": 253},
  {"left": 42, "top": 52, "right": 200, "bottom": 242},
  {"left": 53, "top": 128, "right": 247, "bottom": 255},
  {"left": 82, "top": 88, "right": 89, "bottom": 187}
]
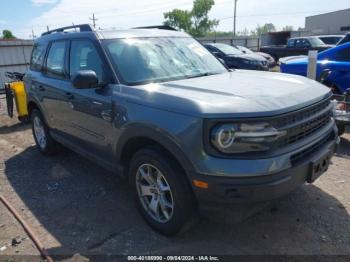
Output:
[
  {"left": 30, "top": 43, "right": 47, "bottom": 72},
  {"left": 335, "top": 47, "right": 350, "bottom": 62},
  {"left": 46, "top": 41, "right": 67, "bottom": 78},
  {"left": 303, "top": 39, "right": 311, "bottom": 47},
  {"left": 295, "top": 39, "right": 303, "bottom": 48},
  {"left": 206, "top": 45, "right": 214, "bottom": 51},
  {"left": 287, "top": 39, "right": 295, "bottom": 47},
  {"left": 69, "top": 40, "right": 105, "bottom": 83}
]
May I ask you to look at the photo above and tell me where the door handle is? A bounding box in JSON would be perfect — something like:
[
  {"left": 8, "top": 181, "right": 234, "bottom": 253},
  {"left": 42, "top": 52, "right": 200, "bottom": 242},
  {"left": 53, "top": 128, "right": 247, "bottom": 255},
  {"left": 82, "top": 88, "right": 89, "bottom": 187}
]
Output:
[
  {"left": 92, "top": 101, "right": 103, "bottom": 106},
  {"left": 65, "top": 92, "right": 74, "bottom": 99},
  {"left": 38, "top": 85, "right": 45, "bottom": 91}
]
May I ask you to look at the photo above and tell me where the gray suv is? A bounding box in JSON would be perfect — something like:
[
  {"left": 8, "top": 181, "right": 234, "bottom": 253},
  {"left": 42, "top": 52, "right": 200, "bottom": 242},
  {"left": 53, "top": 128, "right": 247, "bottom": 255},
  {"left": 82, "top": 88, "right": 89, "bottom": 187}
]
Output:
[{"left": 24, "top": 24, "right": 339, "bottom": 235}]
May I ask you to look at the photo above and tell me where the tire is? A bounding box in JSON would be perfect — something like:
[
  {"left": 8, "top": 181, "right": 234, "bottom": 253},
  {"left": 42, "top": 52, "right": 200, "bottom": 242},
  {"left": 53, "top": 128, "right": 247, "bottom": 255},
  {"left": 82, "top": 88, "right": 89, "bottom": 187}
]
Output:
[
  {"left": 31, "top": 109, "right": 59, "bottom": 155},
  {"left": 129, "top": 147, "right": 195, "bottom": 236},
  {"left": 337, "top": 124, "right": 346, "bottom": 136}
]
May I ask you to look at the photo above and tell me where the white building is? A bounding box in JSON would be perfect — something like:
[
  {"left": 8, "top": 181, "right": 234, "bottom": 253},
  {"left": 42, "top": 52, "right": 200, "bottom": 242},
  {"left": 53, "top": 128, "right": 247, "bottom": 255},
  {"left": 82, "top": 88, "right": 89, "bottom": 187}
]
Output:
[{"left": 305, "top": 8, "right": 350, "bottom": 35}]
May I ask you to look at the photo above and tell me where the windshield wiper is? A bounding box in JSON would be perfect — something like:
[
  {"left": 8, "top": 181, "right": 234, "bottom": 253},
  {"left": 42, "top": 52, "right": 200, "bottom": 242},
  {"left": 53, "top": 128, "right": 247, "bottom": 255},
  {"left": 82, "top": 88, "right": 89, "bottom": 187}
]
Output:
[{"left": 185, "top": 72, "right": 219, "bottom": 79}]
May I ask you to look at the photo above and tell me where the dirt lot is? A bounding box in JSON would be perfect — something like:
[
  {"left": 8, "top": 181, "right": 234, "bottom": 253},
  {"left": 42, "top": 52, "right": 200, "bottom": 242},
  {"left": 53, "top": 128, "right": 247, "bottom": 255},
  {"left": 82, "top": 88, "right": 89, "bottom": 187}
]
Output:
[{"left": 0, "top": 97, "right": 349, "bottom": 260}]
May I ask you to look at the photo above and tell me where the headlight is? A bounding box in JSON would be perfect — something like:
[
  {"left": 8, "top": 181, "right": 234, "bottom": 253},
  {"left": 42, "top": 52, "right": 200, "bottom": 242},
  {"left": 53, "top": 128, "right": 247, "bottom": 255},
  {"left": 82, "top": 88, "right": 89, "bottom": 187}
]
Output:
[{"left": 211, "top": 122, "right": 286, "bottom": 154}]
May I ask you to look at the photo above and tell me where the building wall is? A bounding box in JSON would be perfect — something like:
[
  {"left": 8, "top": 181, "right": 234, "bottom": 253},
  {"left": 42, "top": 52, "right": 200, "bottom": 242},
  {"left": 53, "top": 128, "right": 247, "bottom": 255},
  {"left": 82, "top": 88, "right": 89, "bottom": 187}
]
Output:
[
  {"left": 0, "top": 40, "right": 33, "bottom": 87},
  {"left": 197, "top": 36, "right": 260, "bottom": 50},
  {"left": 305, "top": 9, "right": 350, "bottom": 35}
]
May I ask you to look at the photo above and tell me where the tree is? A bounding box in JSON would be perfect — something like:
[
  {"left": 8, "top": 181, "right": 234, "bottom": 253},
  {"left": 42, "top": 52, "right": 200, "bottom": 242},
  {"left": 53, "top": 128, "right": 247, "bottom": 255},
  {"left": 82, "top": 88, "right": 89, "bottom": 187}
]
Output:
[
  {"left": 163, "top": 0, "right": 219, "bottom": 37},
  {"left": 164, "top": 9, "right": 193, "bottom": 34},
  {"left": 2, "top": 30, "right": 15, "bottom": 39},
  {"left": 250, "top": 23, "right": 276, "bottom": 36},
  {"left": 237, "top": 28, "right": 249, "bottom": 36},
  {"left": 282, "top": 25, "right": 294, "bottom": 31}
]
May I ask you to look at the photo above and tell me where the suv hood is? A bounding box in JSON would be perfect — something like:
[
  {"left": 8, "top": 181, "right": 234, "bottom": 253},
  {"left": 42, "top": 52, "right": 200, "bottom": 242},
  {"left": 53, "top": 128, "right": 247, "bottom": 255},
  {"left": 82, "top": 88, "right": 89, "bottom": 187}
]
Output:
[{"left": 126, "top": 70, "right": 331, "bottom": 118}]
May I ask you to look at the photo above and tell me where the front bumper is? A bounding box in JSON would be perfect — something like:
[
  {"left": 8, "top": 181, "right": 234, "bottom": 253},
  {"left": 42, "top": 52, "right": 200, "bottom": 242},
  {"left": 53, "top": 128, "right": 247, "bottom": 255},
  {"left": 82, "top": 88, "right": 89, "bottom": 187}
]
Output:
[{"left": 190, "top": 130, "right": 339, "bottom": 211}]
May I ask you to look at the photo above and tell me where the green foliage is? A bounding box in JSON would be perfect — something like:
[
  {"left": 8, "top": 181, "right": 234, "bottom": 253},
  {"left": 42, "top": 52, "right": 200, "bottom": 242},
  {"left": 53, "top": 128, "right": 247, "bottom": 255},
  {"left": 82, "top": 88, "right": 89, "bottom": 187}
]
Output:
[
  {"left": 2, "top": 29, "right": 15, "bottom": 39},
  {"left": 163, "top": 0, "right": 219, "bottom": 37},
  {"left": 164, "top": 9, "right": 192, "bottom": 33},
  {"left": 282, "top": 25, "right": 294, "bottom": 31},
  {"left": 250, "top": 23, "right": 276, "bottom": 36}
]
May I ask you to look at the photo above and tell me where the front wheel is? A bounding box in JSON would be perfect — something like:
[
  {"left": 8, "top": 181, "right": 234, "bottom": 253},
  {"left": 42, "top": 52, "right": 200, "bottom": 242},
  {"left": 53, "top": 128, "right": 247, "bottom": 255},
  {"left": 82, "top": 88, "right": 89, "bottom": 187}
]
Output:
[{"left": 129, "top": 148, "right": 195, "bottom": 235}]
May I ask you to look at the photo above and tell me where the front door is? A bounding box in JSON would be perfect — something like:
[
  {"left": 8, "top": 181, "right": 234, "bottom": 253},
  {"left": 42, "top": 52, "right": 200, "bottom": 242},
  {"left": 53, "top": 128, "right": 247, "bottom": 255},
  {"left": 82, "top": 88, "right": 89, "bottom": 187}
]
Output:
[{"left": 66, "top": 39, "right": 114, "bottom": 161}]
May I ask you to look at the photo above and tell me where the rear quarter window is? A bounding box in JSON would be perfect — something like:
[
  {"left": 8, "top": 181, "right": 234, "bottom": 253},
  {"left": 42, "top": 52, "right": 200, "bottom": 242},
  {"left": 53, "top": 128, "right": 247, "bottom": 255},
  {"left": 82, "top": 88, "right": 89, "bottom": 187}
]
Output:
[{"left": 30, "top": 43, "right": 48, "bottom": 72}]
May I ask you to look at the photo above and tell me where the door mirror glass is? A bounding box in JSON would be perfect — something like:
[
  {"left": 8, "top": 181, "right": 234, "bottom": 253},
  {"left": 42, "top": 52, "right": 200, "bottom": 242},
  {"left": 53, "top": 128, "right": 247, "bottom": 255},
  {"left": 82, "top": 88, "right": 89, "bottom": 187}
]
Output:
[{"left": 71, "top": 70, "right": 98, "bottom": 89}]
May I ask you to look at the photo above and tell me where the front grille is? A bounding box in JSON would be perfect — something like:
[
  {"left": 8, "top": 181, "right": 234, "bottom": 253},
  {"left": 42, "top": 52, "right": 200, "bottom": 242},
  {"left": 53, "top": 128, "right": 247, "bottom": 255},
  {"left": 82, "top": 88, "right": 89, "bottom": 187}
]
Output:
[
  {"left": 290, "top": 131, "right": 335, "bottom": 165},
  {"left": 274, "top": 98, "right": 332, "bottom": 147}
]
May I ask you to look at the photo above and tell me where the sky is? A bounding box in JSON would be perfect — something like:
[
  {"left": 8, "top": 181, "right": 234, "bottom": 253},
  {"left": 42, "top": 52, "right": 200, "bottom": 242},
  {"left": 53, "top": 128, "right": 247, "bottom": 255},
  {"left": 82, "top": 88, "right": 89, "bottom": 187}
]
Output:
[{"left": 0, "top": 0, "right": 349, "bottom": 39}]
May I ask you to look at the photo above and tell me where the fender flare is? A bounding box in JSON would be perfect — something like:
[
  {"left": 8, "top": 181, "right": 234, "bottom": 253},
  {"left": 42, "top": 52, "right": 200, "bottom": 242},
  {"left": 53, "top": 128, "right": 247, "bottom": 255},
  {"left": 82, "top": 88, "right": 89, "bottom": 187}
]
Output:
[
  {"left": 116, "top": 124, "right": 196, "bottom": 176},
  {"left": 26, "top": 98, "right": 51, "bottom": 126}
]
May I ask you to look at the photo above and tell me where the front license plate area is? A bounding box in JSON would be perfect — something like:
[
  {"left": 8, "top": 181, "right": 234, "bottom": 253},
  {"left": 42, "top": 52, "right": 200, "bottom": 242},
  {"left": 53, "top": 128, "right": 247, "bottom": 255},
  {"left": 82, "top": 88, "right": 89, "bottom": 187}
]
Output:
[{"left": 307, "top": 151, "right": 331, "bottom": 183}]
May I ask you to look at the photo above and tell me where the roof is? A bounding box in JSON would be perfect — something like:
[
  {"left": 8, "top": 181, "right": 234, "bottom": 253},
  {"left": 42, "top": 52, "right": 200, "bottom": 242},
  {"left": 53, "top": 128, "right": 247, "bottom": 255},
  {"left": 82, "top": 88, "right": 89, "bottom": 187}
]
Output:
[
  {"left": 306, "top": 8, "right": 350, "bottom": 19},
  {"left": 36, "top": 24, "right": 190, "bottom": 42},
  {"left": 96, "top": 29, "right": 190, "bottom": 39},
  {"left": 313, "top": 35, "right": 344, "bottom": 38},
  {"left": 289, "top": 36, "right": 322, "bottom": 40}
]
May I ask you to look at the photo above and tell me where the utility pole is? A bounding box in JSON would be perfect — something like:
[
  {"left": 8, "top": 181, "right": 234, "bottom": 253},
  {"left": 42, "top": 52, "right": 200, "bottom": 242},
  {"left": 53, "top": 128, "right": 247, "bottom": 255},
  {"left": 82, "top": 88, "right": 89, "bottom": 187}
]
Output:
[
  {"left": 30, "top": 29, "right": 36, "bottom": 40},
  {"left": 233, "top": 0, "right": 238, "bottom": 37},
  {"left": 89, "top": 13, "right": 98, "bottom": 28}
]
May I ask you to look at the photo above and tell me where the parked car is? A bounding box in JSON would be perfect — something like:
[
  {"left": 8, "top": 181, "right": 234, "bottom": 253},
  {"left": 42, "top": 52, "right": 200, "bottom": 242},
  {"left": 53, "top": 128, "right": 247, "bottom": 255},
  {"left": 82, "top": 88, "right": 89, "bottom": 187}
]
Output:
[
  {"left": 337, "top": 33, "right": 350, "bottom": 45},
  {"left": 260, "top": 36, "right": 333, "bottom": 61},
  {"left": 279, "top": 42, "right": 350, "bottom": 94},
  {"left": 204, "top": 43, "right": 269, "bottom": 71},
  {"left": 25, "top": 24, "right": 338, "bottom": 235},
  {"left": 316, "top": 35, "right": 344, "bottom": 45},
  {"left": 319, "top": 70, "right": 350, "bottom": 136},
  {"left": 236, "top": 45, "right": 276, "bottom": 68}
]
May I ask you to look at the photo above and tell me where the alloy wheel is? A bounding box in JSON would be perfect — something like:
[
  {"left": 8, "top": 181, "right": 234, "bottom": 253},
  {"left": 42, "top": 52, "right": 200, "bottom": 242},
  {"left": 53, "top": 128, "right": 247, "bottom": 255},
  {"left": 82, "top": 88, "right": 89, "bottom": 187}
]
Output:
[
  {"left": 33, "top": 116, "right": 47, "bottom": 149},
  {"left": 136, "top": 164, "right": 174, "bottom": 223}
]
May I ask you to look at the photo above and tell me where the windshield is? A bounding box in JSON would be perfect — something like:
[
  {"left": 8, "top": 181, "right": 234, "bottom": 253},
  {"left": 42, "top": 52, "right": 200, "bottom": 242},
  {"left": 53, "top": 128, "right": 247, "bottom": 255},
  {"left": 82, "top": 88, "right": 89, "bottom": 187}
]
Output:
[
  {"left": 309, "top": 37, "right": 327, "bottom": 47},
  {"left": 212, "top": 43, "right": 243, "bottom": 55},
  {"left": 237, "top": 46, "right": 253, "bottom": 54},
  {"left": 103, "top": 37, "right": 226, "bottom": 85},
  {"left": 319, "top": 36, "right": 342, "bottom": 45}
]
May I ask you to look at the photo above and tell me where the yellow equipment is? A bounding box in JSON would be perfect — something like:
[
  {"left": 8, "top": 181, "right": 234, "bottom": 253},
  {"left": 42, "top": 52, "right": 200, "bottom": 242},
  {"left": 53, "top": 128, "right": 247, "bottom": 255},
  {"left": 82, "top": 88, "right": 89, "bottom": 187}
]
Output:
[
  {"left": 3, "top": 73, "right": 28, "bottom": 122},
  {"left": 9, "top": 81, "right": 28, "bottom": 118}
]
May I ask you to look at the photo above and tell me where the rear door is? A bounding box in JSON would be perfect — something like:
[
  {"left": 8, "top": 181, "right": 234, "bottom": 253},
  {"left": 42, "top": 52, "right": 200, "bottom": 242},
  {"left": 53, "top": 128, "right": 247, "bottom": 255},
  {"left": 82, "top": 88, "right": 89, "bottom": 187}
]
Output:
[
  {"left": 24, "top": 41, "right": 48, "bottom": 115},
  {"left": 40, "top": 40, "right": 75, "bottom": 133}
]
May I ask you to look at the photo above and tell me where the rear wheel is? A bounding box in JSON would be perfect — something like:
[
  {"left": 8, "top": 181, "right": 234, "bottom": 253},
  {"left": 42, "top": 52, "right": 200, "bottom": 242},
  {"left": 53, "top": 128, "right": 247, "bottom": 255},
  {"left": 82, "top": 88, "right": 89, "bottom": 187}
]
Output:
[
  {"left": 31, "top": 109, "right": 58, "bottom": 155},
  {"left": 129, "top": 148, "right": 195, "bottom": 235}
]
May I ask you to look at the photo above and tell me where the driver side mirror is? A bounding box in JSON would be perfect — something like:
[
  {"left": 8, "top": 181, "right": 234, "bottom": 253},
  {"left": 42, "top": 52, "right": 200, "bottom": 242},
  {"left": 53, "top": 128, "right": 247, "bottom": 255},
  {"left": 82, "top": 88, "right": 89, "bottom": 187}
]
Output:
[{"left": 72, "top": 70, "right": 98, "bottom": 89}]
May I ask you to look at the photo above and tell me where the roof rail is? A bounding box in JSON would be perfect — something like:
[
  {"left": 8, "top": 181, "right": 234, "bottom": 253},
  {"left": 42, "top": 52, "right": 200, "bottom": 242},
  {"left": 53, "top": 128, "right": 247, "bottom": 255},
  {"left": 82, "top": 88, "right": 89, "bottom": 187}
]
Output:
[
  {"left": 41, "top": 24, "right": 93, "bottom": 36},
  {"left": 133, "top": 25, "right": 177, "bottom": 31}
]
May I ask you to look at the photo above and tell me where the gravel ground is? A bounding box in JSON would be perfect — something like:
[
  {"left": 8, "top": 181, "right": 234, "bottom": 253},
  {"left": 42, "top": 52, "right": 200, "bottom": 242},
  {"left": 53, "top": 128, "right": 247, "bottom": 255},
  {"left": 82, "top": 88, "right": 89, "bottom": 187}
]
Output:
[{"left": 0, "top": 96, "right": 349, "bottom": 261}]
